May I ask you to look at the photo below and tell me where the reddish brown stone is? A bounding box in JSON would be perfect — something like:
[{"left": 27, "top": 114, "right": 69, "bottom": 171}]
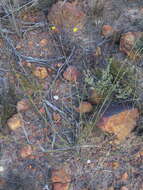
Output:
[
  {"left": 48, "top": 1, "right": 86, "bottom": 32},
  {"left": 39, "top": 107, "right": 45, "bottom": 114},
  {"left": 52, "top": 168, "right": 71, "bottom": 190},
  {"left": 63, "top": 66, "right": 80, "bottom": 82},
  {"left": 102, "top": 25, "right": 114, "bottom": 37},
  {"left": 52, "top": 168, "right": 71, "bottom": 183}
]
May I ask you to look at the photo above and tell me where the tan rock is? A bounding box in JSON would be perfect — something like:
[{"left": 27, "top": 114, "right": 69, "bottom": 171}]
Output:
[
  {"left": 21, "top": 61, "right": 32, "bottom": 68},
  {"left": 120, "top": 31, "right": 143, "bottom": 55},
  {"left": 53, "top": 112, "right": 61, "bottom": 122},
  {"left": 7, "top": 113, "right": 23, "bottom": 131},
  {"left": 102, "top": 25, "right": 114, "bottom": 37},
  {"left": 28, "top": 40, "right": 34, "bottom": 47},
  {"left": 17, "top": 98, "right": 30, "bottom": 112},
  {"left": 76, "top": 101, "right": 93, "bottom": 113},
  {"left": 121, "top": 172, "right": 128, "bottom": 181},
  {"left": 63, "top": 66, "right": 80, "bottom": 82},
  {"left": 20, "top": 145, "right": 33, "bottom": 158},
  {"left": 98, "top": 108, "right": 139, "bottom": 141},
  {"left": 33, "top": 66, "right": 48, "bottom": 79}
]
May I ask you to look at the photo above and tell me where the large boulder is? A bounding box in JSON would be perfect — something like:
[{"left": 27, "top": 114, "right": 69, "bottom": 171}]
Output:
[{"left": 97, "top": 106, "right": 139, "bottom": 141}]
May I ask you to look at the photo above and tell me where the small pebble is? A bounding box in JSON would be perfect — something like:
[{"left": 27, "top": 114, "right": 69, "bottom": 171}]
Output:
[
  {"left": 87, "top": 159, "right": 91, "bottom": 164},
  {"left": 0, "top": 166, "right": 4, "bottom": 172},
  {"left": 53, "top": 95, "right": 59, "bottom": 100}
]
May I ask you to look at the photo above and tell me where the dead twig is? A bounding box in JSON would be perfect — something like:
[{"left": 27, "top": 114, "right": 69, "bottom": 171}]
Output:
[
  {"left": 38, "top": 144, "right": 99, "bottom": 153},
  {"left": 43, "top": 100, "right": 66, "bottom": 115}
]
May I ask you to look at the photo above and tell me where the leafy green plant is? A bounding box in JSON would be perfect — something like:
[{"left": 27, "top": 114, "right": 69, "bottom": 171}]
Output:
[{"left": 84, "top": 58, "right": 136, "bottom": 101}]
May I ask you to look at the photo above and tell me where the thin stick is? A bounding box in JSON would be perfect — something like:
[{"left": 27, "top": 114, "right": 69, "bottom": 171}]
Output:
[
  {"left": 38, "top": 144, "right": 99, "bottom": 153},
  {"left": 44, "top": 100, "right": 65, "bottom": 115}
]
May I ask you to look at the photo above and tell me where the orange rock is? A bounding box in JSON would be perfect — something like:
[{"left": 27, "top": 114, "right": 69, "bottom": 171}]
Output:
[
  {"left": 139, "top": 151, "right": 143, "bottom": 156},
  {"left": 16, "top": 43, "right": 22, "bottom": 50},
  {"left": 17, "top": 98, "right": 30, "bottom": 112},
  {"left": 63, "top": 66, "right": 80, "bottom": 82},
  {"left": 7, "top": 113, "right": 23, "bottom": 131},
  {"left": 39, "top": 39, "right": 48, "bottom": 47},
  {"left": 48, "top": 1, "right": 86, "bottom": 32},
  {"left": 53, "top": 112, "right": 61, "bottom": 122},
  {"left": 112, "top": 162, "right": 119, "bottom": 169},
  {"left": 39, "top": 107, "right": 45, "bottom": 114},
  {"left": 20, "top": 145, "right": 33, "bottom": 158},
  {"left": 52, "top": 168, "right": 71, "bottom": 183},
  {"left": 121, "top": 172, "right": 128, "bottom": 181},
  {"left": 22, "top": 61, "right": 32, "bottom": 67},
  {"left": 76, "top": 101, "right": 93, "bottom": 113},
  {"left": 33, "top": 66, "right": 48, "bottom": 79},
  {"left": 28, "top": 40, "right": 34, "bottom": 47},
  {"left": 88, "top": 88, "right": 102, "bottom": 104},
  {"left": 98, "top": 108, "right": 139, "bottom": 141},
  {"left": 120, "top": 32, "right": 143, "bottom": 55},
  {"left": 102, "top": 25, "right": 114, "bottom": 37}
]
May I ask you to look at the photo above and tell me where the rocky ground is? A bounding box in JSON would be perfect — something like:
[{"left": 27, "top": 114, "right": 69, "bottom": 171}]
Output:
[{"left": 0, "top": 0, "right": 143, "bottom": 190}]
